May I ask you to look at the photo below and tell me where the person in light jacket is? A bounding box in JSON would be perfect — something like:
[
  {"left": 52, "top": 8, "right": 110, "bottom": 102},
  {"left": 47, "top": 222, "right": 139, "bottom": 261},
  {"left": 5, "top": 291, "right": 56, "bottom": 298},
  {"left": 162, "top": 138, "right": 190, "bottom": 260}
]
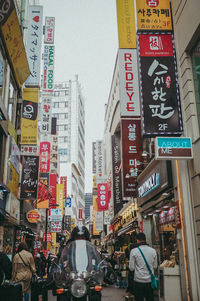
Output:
[
  {"left": 129, "top": 232, "right": 157, "bottom": 301},
  {"left": 12, "top": 242, "right": 36, "bottom": 300}
]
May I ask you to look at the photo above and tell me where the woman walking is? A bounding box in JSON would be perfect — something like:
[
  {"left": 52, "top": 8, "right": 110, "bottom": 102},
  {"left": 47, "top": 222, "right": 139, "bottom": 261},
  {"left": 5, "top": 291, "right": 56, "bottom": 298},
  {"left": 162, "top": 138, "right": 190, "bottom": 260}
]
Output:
[{"left": 12, "top": 242, "right": 36, "bottom": 301}]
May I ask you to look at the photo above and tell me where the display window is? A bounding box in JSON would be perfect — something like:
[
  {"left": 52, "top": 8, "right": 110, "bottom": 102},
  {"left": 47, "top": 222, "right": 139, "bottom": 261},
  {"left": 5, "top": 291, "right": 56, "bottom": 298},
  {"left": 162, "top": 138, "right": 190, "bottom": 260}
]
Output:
[{"left": 191, "top": 38, "right": 200, "bottom": 130}]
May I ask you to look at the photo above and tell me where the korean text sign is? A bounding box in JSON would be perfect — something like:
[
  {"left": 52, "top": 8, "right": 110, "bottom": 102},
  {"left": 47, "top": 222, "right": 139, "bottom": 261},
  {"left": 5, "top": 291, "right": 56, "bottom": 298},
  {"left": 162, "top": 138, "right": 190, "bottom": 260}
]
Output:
[
  {"left": 119, "top": 49, "right": 140, "bottom": 117},
  {"left": 138, "top": 34, "right": 183, "bottom": 137},
  {"left": 39, "top": 142, "right": 50, "bottom": 173},
  {"left": 44, "top": 17, "right": 55, "bottom": 44},
  {"left": 25, "top": 6, "right": 43, "bottom": 86},
  {"left": 20, "top": 156, "right": 39, "bottom": 199},
  {"left": 121, "top": 119, "right": 143, "bottom": 197},
  {"left": 136, "top": 0, "right": 172, "bottom": 31},
  {"left": 21, "top": 89, "right": 39, "bottom": 145},
  {"left": 40, "top": 96, "right": 52, "bottom": 133}
]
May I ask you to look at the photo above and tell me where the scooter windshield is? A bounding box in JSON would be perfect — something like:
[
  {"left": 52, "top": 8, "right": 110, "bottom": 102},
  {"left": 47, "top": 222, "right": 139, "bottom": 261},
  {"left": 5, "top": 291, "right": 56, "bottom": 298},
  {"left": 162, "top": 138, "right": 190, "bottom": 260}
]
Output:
[{"left": 60, "top": 240, "right": 102, "bottom": 273}]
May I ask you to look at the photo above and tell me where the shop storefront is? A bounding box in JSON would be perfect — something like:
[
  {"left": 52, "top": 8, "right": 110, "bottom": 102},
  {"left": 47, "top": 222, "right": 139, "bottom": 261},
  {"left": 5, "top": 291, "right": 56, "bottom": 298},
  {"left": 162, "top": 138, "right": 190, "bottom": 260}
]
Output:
[{"left": 137, "top": 159, "right": 182, "bottom": 301}]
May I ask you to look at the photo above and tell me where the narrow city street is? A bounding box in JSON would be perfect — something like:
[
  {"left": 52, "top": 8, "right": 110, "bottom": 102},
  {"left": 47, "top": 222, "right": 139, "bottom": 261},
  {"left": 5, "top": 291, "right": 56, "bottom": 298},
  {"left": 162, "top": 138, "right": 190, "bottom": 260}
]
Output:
[{"left": 48, "top": 286, "right": 126, "bottom": 301}]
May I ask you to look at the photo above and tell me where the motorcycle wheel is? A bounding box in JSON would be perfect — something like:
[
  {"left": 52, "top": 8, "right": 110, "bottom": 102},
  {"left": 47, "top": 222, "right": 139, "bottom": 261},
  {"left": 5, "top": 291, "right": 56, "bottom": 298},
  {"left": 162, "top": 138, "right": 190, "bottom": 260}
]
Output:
[
  {"left": 57, "top": 295, "right": 69, "bottom": 301},
  {"left": 89, "top": 295, "right": 101, "bottom": 301}
]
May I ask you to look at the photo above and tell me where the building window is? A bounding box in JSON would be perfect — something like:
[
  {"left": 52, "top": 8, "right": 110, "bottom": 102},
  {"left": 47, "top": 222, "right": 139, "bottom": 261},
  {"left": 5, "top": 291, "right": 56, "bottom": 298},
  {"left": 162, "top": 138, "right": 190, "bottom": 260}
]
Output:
[{"left": 191, "top": 39, "right": 200, "bottom": 129}]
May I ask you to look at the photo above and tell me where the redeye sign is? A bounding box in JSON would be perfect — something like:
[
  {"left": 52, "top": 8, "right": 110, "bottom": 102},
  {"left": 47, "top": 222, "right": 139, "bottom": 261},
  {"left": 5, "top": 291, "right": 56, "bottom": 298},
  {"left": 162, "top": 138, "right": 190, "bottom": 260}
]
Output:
[{"left": 155, "top": 137, "right": 193, "bottom": 159}]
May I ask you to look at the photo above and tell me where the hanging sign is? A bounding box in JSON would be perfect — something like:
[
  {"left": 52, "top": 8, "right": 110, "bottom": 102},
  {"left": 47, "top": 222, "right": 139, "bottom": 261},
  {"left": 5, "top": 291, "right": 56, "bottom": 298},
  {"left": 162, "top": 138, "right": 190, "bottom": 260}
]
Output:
[{"left": 27, "top": 209, "right": 40, "bottom": 223}]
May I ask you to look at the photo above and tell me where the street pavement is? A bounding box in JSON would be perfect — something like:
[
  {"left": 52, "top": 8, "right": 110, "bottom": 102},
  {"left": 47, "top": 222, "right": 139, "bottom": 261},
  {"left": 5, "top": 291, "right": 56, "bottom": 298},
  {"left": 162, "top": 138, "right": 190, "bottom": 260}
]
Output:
[{"left": 48, "top": 285, "right": 126, "bottom": 300}]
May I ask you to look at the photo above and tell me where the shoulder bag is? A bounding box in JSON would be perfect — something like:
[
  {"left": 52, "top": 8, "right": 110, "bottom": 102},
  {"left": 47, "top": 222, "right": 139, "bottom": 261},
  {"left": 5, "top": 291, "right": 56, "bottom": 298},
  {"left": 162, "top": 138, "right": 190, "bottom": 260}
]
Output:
[{"left": 138, "top": 247, "right": 159, "bottom": 290}]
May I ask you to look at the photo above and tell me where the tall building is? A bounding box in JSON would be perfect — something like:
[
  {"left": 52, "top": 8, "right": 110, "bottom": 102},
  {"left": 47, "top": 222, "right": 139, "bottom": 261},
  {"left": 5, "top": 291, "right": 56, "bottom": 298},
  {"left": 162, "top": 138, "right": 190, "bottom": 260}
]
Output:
[
  {"left": 52, "top": 76, "right": 85, "bottom": 220},
  {"left": 84, "top": 193, "right": 93, "bottom": 219}
]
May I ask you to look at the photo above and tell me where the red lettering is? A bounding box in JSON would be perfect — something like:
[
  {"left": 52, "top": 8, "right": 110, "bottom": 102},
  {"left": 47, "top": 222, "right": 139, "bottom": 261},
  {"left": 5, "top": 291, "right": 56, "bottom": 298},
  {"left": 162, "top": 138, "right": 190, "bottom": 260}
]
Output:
[
  {"left": 126, "top": 72, "right": 133, "bottom": 81},
  {"left": 127, "top": 92, "right": 134, "bottom": 101},
  {"left": 124, "top": 53, "right": 132, "bottom": 62},
  {"left": 127, "top": 102, "right": 135, "bottom": 111},
  {"left": 126, "top": 82, "right": 133, "bottom": 91},
  {"left": 125, "top": 62, "right": 132, "bottom": 71}
]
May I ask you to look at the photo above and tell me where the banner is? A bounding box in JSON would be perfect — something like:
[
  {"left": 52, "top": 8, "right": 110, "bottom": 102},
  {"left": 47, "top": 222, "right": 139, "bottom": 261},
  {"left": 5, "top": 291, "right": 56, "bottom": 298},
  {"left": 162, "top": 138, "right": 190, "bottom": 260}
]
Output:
[
  {"left": 37, "top": 173, "right": 49, "bottom": 209},
  {"left": 20, "top": 156, "right": 39, "bottom": 199},
  {"left": 44, "top": 17, "right": 55, "bottom": 44},
  {"left": 136, "top": 0, "right": 172, "bottom": 31},
  {"left": 25, "top": 6, "right": 43, "bottom": 86},
  {"left": 119, "top": 49, "right": 140, "bottom": 117},
  {"left": 50, "top": 221, "right": 62, "bottom": 232},
  {"left": 8, "top": 164, "right": 19, "bottom": 198},
  {"left": 49, "top": 173, "right": 57, "bottom": 207},
  {"left": 40, "top": 95, "right": 52, "bottom": 133},
  {"left": 111, "top": 133, "right": 123, "bottom": 215},
  {"left": 94, "top": 211, "right": 103, "bottom": 231},
  {"left": 49, "top": 209, "right": 62, "bottom": 221},
  {"left": 21, "top": 89, "right": 39, "bottom": 145},
  {"left": 138, "top": 34, "right": 183, "bottom": 137},
  {"left": 56, "top": 184, "right": 64, "bottom": 211},
  {"left": 39, "top": 141, "right": 50, "bottom": 173},
  {"left": 116, "top": 0, "right": 136, "bottom": 48},
  {"left": 96, "top": 140, "right": 104, "bottom": 183},
  {"left": 97, "top": 183, "right": 109, "bottom": 211},
  {"left": 43, "top": 45, "right": 55, "bottom": 92},
  {"left": 121, "top": 119, "right": 143, "bottom": 197},
  {"left": 60, "top": 176, "right": 67, "bottom": 199},
  {"left": 0, "top": 0, "right": 30, "bottom": 87}
]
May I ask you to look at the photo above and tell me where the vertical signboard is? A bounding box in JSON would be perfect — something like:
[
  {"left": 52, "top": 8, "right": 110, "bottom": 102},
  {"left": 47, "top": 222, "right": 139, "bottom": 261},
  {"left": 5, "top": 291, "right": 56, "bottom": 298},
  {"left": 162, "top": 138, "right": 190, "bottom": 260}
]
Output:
[
  {"left": 116, "top": 0, "right": 136, "bottom": 49},
  {"left": 44, "top": 17, "right": 55, "bottom": 44},
  {"left": 121, "top": 119, "right": 143, "bottom": 197},
  {"left": 97, "top": 183, "right": 109, "bottom": 211},
  {"left": 0, "top": 0, "right": 30, "bottom": 87},
  {"left": 92, "top": 142, "right": 97, "bottom": 174},
  {"left": 136, "top": 0, "right": 172, "bottom": 31},
  {"left": 119, "top": 49, "right": 140, "bottom": 117},
  {"left": 39, "top": 141, "right": 50, "bottom": 173},
  {"left": 43, "top": 45, "right": 55, "bottom": 92},
  {"left": 56, "top": 184, "right": 64, "bottom": 211},
  {"left": 21, "top": 89, "right": 39, "bottom": 145},
  {"left": 96, "top": 140, "right": 104, "bottom": 183},
  {"left": 138, "top": 34, "right": 183, "bottom": 137},
  {"left": 95, "top": 211, "right": 104, "bottom": 231},
  {"left": 40, "top": 95, "right": 52, "bottom": 133},
  {"left": 111, "top": 133, "right": 123, "bottom": 215},
  {"left": 25, "top": 6, "right": 43, "bottom": 86},
  {"left": 49, "top": 173, "right": 57, "bottom": 207},
  {"left": 20, "top": 156, "right": 39, "bottom": 199},
  {"left": 60, "top": 176, "right": 67, "bottom": 199}
]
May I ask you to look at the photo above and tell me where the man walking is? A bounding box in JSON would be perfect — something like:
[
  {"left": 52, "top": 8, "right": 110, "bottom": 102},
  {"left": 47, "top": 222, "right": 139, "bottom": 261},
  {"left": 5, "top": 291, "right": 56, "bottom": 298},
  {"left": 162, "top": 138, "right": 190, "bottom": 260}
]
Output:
[{"left": 129, "top": 232, "right": 157, "bottom": 301}]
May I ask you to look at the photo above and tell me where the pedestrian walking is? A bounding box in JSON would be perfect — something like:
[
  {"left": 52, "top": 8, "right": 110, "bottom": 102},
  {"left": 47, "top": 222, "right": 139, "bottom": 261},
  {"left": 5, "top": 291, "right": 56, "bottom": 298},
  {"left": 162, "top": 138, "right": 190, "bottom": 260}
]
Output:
[
  {"left": 0, "top": 250, "right": 12, "bottom": 284},
  {"left": 12, "top": 242, "right": 37, "bottom": 301},
  {"left": 125, "top": 237, "right": 137, "bottom": 300},
  {"left": 129, "top": 232, "right": 158, "bottom": 301}
]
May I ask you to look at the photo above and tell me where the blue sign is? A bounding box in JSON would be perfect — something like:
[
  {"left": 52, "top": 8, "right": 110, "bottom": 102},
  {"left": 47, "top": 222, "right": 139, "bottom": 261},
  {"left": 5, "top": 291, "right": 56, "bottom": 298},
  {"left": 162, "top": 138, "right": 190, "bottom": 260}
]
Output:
[
  {"left": 155, "top": 137, "right": 193, "bottom": 159},
  {"left": 65, "top": 197, "right": 71, "bottom": 208}
]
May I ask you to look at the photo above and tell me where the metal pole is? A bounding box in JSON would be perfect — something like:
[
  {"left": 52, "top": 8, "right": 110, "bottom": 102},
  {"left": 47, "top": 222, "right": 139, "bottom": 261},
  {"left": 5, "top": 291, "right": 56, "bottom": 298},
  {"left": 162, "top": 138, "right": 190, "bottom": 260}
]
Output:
[{"left": 176, "top": 160, "right": 191, "bottom": 301}]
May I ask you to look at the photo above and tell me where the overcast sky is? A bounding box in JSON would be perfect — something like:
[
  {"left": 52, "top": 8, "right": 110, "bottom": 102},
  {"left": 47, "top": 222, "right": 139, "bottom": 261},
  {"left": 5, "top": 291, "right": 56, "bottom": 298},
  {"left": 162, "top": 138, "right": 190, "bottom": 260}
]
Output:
[{"left": 38, "top": 0, "right": 118, "bottom": 192}]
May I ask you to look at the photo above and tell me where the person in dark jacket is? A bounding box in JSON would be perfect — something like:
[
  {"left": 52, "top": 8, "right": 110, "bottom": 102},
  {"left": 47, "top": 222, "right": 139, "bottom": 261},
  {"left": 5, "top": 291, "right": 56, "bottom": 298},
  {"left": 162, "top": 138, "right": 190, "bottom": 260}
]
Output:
[{"left": 0, "top": 251, "right": 12, "bottom": 284}]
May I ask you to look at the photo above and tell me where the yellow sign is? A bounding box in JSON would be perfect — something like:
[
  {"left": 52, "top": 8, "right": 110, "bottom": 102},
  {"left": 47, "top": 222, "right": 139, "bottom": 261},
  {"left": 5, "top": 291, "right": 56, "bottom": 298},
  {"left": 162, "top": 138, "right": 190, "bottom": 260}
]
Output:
[
  {"left": 136, "top": 0, "right": 172, "bottom": 31},
  {"left": 8, "top": 121, "right": 17, "bottom": 143},
  {"left": 8, "top": 164, "right": 19, "bottom": 198},
  {"left": 27, "top": 209, "right": 40, "bottom": 223},
  {"left": 56, "top": 184, "right": 64, "bottom": 213},
  {"left": 1, "top": 9, "right": 30, "bottom": 87},
  {"left": 116, "top": 0, "right": 136, "bottom": 49},
  {"left": 21, "top": 88, "right": 39, "bottom": 145}
]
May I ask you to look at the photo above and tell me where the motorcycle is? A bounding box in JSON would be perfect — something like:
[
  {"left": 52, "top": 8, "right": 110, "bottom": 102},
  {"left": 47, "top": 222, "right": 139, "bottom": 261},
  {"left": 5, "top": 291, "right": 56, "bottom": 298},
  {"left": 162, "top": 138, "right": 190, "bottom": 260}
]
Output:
[{"left": 49, "top": 239, "right": 114, "bottom": 301}]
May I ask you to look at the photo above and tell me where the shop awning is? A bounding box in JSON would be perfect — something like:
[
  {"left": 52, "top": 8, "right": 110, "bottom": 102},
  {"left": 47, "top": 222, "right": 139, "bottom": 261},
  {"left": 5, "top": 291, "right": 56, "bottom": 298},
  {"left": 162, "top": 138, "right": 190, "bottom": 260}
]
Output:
[{"left": 117, "top": 221, "right": 138, "bottom": 236}]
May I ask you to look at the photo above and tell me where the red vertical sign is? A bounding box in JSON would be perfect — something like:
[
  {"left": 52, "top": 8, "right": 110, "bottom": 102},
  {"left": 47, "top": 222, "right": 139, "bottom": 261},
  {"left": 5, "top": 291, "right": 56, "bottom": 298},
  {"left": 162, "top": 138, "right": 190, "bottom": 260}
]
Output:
[
  {"left": 121, "top": 119, "right": 143, "bottom": 197},
  {"left": 49, "top": 173, "right": 57, "bottom": 207},
  {"left": 40, "top": 141, "right": 50, "bottom": 173},
  {"left": 60, "top": 176, "right": 67, "bottom": 199},
  {"left": 79, "top": 208, "right": 83, "bottom": 220},
  {"left": 97, "top": 183, "right": 109, "bottom": 211}
]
